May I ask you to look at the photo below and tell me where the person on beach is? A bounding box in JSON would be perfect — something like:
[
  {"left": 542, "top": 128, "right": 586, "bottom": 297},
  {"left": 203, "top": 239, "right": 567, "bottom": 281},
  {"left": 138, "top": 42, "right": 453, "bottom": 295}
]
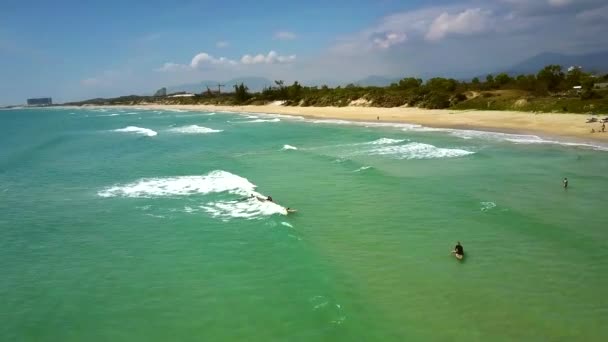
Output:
[
  {"left": 563, "top": 177, "right": 568, "bottom": 189},
  {"left": 602, "top": 123, "right": 606, "bottom": 132},
  {"left": 452, "top": 242, "right": 464, "bottom": 260}
]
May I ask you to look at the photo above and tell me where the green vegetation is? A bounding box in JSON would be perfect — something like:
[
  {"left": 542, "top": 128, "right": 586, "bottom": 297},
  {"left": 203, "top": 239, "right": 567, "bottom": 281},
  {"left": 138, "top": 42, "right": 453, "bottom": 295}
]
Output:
[{"left": 66, "top": 65, "right": 608, "bottom": 113}]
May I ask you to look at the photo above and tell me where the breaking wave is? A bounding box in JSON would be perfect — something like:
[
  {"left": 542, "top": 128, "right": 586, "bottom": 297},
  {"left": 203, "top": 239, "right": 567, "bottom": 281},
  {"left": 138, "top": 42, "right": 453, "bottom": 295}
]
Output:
[
  {"left": 447, "top": 129, "right": 608, "bottom": 151},
  {"left": 282, "top": 144, "right": 298, "bottom": 151},
  {"left": 365, "top": 138, "right": 405, "bottom": 145},
  {"left": 113, "top": 126, "right": 157, "bottom": 137},
  {"left": 98, "top": 170, "right": 287, "bottom": 220},
  {"left": 98, "top": 170, "right": 255, "bottom": 198},
  {"left": 239, "top": 118, "right": 281, "bottom": 123},
  {"left": 353, "top": 166, "right": 372, "bottom": 172},
  {"left": 168, "top": 125, "right": 223, "bottom": 134},
  {"left": 368, "top": 142, "right": 474, "bottom": 159},
  {"left": 201, "top": 199, "right": 286, "bottom": 220}
]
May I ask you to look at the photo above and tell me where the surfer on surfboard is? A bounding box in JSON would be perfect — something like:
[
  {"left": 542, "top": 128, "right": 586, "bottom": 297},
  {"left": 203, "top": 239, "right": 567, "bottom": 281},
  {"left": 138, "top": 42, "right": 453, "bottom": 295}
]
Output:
[{"left": 451, "top": 242, "right": 464, "bottom": 260}]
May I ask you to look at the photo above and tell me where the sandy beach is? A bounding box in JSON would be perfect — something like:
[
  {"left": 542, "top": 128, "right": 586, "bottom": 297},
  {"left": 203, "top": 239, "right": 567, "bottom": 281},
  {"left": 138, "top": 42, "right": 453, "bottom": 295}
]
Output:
[{"left": 104, "top": 104, "right": 608, "bottom": 143}]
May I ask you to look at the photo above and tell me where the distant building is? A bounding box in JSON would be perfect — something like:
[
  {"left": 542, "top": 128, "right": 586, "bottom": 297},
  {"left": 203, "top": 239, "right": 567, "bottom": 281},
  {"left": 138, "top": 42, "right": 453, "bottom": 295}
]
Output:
[
  {"left": 594, "top": 82, "right": 608, "bottom": 89},
  {"left": 154, "top": 87, "right": 167, "bottom": 97},
  {"left": 27, "top": 97, "right": 52, "bottom": 106}
]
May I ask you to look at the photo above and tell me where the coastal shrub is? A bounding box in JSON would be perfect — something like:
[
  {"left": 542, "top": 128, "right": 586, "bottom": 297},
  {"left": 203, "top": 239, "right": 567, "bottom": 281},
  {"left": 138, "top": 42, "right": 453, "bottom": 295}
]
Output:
[{"left": 422, "top": 92, "right": 451, "bottom": 109}]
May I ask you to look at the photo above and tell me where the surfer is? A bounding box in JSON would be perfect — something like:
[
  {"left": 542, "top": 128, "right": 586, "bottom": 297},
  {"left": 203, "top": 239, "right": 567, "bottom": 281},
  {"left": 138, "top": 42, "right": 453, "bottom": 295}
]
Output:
[
  {"left": 451, "top": 242, "right": 464, "bottom": 260},
  {"left": 266, "top": 196, "right": 273, "bottom": 202},
  {"left": 563, "top": 177, "right": 568, "bottom": 189},
  {"left": 286, "top": 207, "right": 297, "bottom": 214}
]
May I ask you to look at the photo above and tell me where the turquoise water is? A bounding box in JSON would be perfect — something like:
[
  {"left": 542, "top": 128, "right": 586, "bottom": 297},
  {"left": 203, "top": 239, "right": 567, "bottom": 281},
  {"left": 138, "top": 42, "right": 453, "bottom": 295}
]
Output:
[{"left": 1, "top": 107, "right": 608, "bottom": 341}]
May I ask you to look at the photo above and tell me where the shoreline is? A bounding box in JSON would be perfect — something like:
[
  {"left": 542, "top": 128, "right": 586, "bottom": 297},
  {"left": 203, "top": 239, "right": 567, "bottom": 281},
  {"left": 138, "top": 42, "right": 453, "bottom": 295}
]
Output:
[{"left": 90, "top": 104, "right": 608, "bottom": 145}]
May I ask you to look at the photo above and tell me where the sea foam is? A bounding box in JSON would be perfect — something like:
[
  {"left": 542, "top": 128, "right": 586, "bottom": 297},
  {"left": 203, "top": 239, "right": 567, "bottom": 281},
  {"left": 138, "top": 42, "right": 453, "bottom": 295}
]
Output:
[
  {"left": 239, "top": 118, "right": 281, "bottom": 123},
  {"left": 99, "top": 170, "right": 288, "bottom": 220},
  {"left": 365, "top": 138, "right": 406, "bottom": 145},
  {"left": 98, "top": 170, "right": 256, "bottom": 198},
  {"left": 113, "top": 126, "right": 157, "bottom": 137},
  {"left": 282, "top": 144, "right": 298, "bottom": 150},
  {"left": 368, "top": 142, "right": 474, "bottom": 159},
  {"left": 168, "top": 125, "right": 223, "bottom": 134},
  {"left": 201, "top": 199, "right": 286, "bottom": 220}
]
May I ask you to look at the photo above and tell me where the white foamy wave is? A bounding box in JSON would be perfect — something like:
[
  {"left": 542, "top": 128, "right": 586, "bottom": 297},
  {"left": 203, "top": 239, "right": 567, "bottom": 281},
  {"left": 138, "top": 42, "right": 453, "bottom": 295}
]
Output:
[
  {"left": 238, "top": 118, "right": 281, "bottom": 123},
  {"left": 98, "top": 170, "right": 256, "bottom": 198},
  {"left": 365, "top": 138, "right": 405, "bottom": 145},
  {"left": 281, "top": 222, "right": 294, "bottom": 228},
  {"left": 201, "top": 199, "right": 286, "bottom": 220},
  {"left": 168, "top": 125, "right": 223, "bottom": 134},
  {"left": 443, "top": 129, "right": 608, "bottom": 151},
  {"left": 353, "top": 166, "right": 372, "bottom": 172},
  {"left": 481, "top": 201, "right": 496, "bottom": 211},
  {"left": 206, "top": 112, "right": 216, "bottom": 116},
  {"left": 282, "top": 144, "right": 298, "bottom": 151},
  {"left": 368, "top": 142, "right": 474, "bottom": 159},
  {"left": 312, "top": 118, "right": 424, "bottom": 131},
  {"left": 113, "top": 126, "right": 157, "bottom": 137}
]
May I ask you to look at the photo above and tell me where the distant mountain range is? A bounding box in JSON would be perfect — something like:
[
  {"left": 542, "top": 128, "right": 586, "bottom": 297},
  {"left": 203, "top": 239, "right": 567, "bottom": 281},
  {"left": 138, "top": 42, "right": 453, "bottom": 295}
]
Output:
[{"left": 507, "top": 51, "right": 608, "bottom": 74}]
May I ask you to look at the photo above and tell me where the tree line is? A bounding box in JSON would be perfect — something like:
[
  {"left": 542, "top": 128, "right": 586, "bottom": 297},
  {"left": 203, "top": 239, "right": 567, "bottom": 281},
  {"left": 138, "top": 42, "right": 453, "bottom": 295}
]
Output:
[{"left": 222, "top": 65, "right": 607, "bottom": 109}]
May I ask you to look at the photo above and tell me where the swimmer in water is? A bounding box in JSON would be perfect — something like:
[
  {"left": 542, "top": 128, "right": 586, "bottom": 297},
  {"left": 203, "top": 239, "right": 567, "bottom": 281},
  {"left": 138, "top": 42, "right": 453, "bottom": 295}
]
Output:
[
  {"left": 563, "top": 177, "right": 568, "bottom": 189},
  {"left": 286, "top": 207, "right": 297, "bottom": 214},
  {"left": 451, "top": 241, "right": 464, "bottom": 260}
]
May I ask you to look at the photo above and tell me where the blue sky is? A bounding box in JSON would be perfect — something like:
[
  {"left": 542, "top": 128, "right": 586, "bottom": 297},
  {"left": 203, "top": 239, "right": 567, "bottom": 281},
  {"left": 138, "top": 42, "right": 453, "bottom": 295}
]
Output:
[{"left": 1, "top": 0, "right": 607, "bottom": 105}]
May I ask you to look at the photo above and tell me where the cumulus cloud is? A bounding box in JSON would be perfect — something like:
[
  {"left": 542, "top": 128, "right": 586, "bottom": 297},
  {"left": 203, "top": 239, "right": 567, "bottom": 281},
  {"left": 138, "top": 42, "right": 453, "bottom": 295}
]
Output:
[
  {"left": 372, "top": 32, "right": 407, "bottom": 49},
  {"left": 240, "top": 51, "right": 296, "bottom": 64},
  {"left": 190, "top": 53, "right": 237, "bottom": 68},
  {"left": 216, "top": 40, "right": 229, "bottom": 48},
  {"left": 425, "top": 8, "right": 493, "bottom": 41},
  {"left": 274, "top": 31, "right": 297, "bottom": 40},
  {"left": 156, "top": 50, "right": 296, "bottom": 72}
]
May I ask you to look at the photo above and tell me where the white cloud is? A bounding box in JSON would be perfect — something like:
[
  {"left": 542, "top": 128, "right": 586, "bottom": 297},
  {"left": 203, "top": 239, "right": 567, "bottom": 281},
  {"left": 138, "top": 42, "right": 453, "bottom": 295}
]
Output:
[
  {"left": 425, "top": 8, "right": 493, "bottom": 41},
  {"left": 190, "top": 52, "right": 237, "bottom": 68},
  {"left": 216, "top": 41, "right": 229, "bottom": 48},
  {"left": 156, "top": 51, "right": 296, "bottom": 72},
  {"left": 274, "top": 31, "right": 297, "bottom": 40},
  {"left": 372, "top": 32, "right": 407, "bottom": 49},
  {"left": 240, "top": 51, "right": 296, "bottom": 64},
  {"left": 156, "top": 62, "right": 189, "bottom": 72}
]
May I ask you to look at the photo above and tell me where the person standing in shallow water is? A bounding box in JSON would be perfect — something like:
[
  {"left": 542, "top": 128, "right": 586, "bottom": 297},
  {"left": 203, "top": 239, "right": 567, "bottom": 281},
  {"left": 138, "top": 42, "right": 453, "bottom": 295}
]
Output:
[{"left": 563, "top": 177, "right": 568, "bottom": 189}]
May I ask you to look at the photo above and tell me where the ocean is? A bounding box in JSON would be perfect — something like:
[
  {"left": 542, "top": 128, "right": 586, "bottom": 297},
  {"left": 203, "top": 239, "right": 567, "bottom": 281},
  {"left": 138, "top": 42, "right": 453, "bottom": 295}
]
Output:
[{"left": 1, "top": 107, "right": 607, "bottom": 341}]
